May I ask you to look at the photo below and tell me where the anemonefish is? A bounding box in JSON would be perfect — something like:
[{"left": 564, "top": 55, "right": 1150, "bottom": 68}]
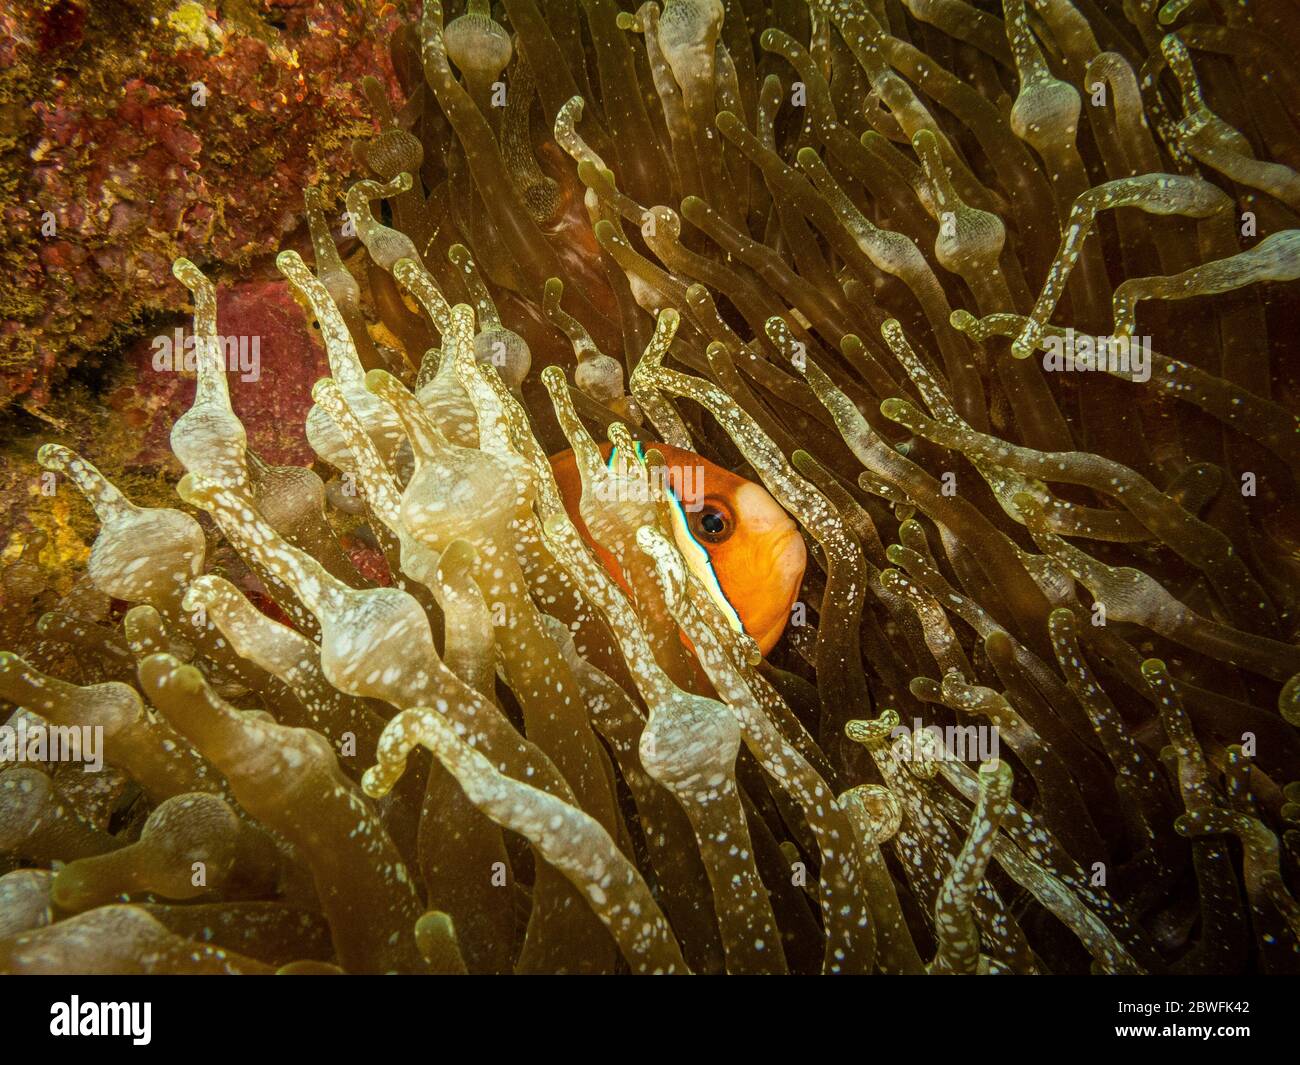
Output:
[{"left": 549, "top": 441, "right": 807, "bottom": 655}]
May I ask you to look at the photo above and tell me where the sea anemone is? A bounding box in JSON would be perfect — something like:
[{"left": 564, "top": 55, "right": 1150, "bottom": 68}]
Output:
[{"left": 1, "top": 0, "right": 1299, "bottom": 975}]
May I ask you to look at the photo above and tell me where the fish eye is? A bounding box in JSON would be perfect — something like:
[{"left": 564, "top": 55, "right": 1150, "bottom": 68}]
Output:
[{"left": 690, "top": 501, "right": 734, "bottom": 544}]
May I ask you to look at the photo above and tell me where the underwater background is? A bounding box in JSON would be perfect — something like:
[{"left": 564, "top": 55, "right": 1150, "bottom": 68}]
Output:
[{"left": 1, "top": 0, "right": 1299, "bottom": 974}]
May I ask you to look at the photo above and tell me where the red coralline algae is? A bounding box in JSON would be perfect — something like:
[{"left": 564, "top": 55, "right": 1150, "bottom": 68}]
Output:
[
  {"left": 123, "top": 278, "right": 332, "bottom": 472},
  {"left": 0, "top": 0, "right": 404, "bottom": 409}
]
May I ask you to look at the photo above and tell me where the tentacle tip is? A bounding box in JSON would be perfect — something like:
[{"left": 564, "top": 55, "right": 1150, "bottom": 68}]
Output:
[
  {"left": 361, "top": 766, "right": 397, "bottom": 799},
  {"left": 36, "top": 442, "right": 69, "bottom": 469}
]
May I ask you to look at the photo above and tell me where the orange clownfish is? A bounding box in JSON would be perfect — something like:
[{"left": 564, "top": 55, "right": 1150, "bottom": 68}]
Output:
[{"left": 549, "top": 441, "right": 807, "bottom": 655}]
